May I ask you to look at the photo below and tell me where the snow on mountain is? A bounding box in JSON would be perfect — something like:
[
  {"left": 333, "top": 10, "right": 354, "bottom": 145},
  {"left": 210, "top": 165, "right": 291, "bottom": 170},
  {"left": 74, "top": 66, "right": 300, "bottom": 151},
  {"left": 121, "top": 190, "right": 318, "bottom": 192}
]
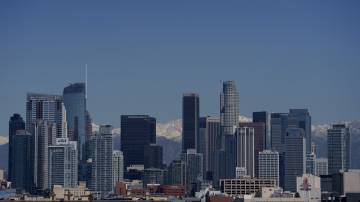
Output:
[{"left": 0, "top": 136, "right": 8, "bottom": 145}]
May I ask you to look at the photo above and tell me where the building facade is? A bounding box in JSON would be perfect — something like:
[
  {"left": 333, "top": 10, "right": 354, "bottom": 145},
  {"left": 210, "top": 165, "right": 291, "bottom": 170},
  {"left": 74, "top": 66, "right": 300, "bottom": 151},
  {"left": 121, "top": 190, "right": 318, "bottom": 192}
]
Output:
[
  {"left": 327, "top": 124, "right": 350, "bottom": 174},
  {"left": 88, "top": 125, "right": 113, "bottom": 197},
  {"left": 220, "top": 178, "right": 276, "bottom": 196},
  {"left": 236, "top": 126, "right": 255, "bottom": 177},
  {"left": 253, "top": 111, "right": 271, "bottom": 150},
  {"left": 121, "top": 115, "right": 156, "bottom": 168},
  {"left": 8, "top": 114, "right": 25, "bottom": 185},
  {"left": 259, "top": 150, "right": 279, "bottom": 186},
  {"left": 316, "top": 158, "right": 328, "bottom": 176},
  {"left": 182, "top": 93, "right": 199, "bottom": 153},
  {"left": 48, "top": 138, "right": 78, "bottom": 188},
  {"left": 112, "top": 150, "right": 124, "bottom": 187},
  {"left": 181, "top": 149, "right": 203, "bottom": 196},
  {"left": 288, "top": 109, "right": 311, "bottom": 155},
  {"left": 284, "top": 128, "right": 306, "bottom": 192},
  {"left": 11, "top": 130, "right": 33, "bottom": 192},
  {"left": 220, "top": 80, "right": 239, "bottom": 136}
]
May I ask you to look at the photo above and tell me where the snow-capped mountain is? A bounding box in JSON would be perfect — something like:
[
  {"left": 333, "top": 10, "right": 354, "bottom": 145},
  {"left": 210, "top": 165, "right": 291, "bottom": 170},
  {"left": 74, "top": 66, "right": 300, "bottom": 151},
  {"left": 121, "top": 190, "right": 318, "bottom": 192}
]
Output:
[{"left": 0, "top": 136, "right": 8, "bottom": 145}]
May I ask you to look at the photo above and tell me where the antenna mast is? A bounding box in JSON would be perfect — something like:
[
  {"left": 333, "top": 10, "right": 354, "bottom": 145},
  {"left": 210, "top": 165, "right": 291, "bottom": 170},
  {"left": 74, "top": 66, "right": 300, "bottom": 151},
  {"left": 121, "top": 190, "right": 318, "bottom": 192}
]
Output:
[{"left": 85, "top": 64, "right": 88, "bottom": 99}]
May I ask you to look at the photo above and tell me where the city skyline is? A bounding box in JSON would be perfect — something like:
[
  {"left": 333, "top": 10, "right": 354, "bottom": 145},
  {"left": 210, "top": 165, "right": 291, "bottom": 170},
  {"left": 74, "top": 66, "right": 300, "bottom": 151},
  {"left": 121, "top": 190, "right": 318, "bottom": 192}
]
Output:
[{"left": 1, "top": 1, "right": 360, "bottom": 136}]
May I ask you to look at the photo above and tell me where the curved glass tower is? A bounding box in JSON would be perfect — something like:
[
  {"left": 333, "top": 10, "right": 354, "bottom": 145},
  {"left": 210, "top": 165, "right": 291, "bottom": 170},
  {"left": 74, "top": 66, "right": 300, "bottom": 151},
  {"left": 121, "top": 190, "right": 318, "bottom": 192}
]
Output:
[{"left": 63, "top": 83, "right": 86, "bottom": 162}]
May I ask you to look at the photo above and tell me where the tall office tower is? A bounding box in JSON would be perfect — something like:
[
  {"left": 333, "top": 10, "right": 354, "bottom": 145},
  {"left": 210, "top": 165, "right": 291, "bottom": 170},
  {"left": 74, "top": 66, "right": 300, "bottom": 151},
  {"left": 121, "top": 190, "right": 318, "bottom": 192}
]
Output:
[
  {"left": 88, "top": 125, "right": 113, "bottom": 197},
  {"left": 121, "top": 115, "right": 156, "bottom": 168},
  {"left": 63, "top": 83, "right": 86, "bottom": 162},
  {"left": 284, "top": 128, "right": 306, "bottom": 192},
  {"left": 167, "top": 160, "right": 186, "bottom": 186},
  {"left": 48, "top": 138, "right": 78, "bottom": 188},
  {"left": 288, "top": 109, "right": 311, "bottom": 155},
  {"left": 26, "top": 93, "right": 67, "bottom": 138},
  {"left": 31, "top": 120, "right": 57, "bottom": 191},
  {"left": 199, "top": 117, "right": 221, "bottom": 180},
  {"left": 259, "top": 150, "right": 280, "bottom": 186},
  {"left": 223, "top": 134, "right": 237, "bottom": 178},
  {"left": 270, "top": 113, "right": 288, "bottom": 153},
  {"left": 181, "top": 149, "right": 203, "bottom": 196},
  {"left": 144, "top": 144, "right": 163, "bottom": 169},
  {"left": 182, "top": 93, "right": 199, "bottom": 153},
  {"left": 12, "top": 130, "right": 33, "bottom": 192},
  {"left": 238, "top": 122, "right": 265, "bottom": 177},
  {"left": 8, "top": 114, "right": 25, "bottom": 183},
  {"left": 85, "top": 111, "right": 92, "bottom": 140},
  {"left": 235, "top": 126, "right": 255, "bottom": 177},
  {"left": 113, "top": 150, "right": 124, "bottom": 187},
  {"left": 316, "top": 158, "right": 328, "bottom": 176},
  {"left": 306, "top": 152, "right": 316, "bottom": 175},
  {"left": 327, "top": 124, "right": 350, "bottom": 174},
  {"left": 253, "top": 111, "right": 271, "bottom": 149},
  {"left": 220, "top": 80, "right": 239, "bottom": 136}
]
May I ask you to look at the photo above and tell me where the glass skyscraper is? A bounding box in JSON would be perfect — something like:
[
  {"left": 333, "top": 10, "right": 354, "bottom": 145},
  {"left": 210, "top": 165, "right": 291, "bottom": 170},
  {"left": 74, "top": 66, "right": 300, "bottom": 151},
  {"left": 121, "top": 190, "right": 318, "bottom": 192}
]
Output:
[
  {"left": 63, "top": 83, "right": 86, "bottom": 161},
  {"left": 288, "top": 109, "right": 311, "bottom": 155},
  {"left": 220, "top": 80, "right": 239, "bottom": 136},
  {"left": 327, "top": 124, "right": 350, "bottom": 174},
  {"left": 121, "top": 115, "right": 156, "bottom": 168},
  {"left": 8, "top": 113, "right": 25, "bottom": 185},
  {"left": 182, "top": 93, "right": 199, "bottom": 153}
]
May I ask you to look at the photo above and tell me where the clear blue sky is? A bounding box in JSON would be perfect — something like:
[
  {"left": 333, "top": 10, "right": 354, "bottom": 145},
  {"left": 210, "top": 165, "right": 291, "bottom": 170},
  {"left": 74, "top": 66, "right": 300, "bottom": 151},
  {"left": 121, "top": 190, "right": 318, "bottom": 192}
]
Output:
[{"left": 1, "top": 1, "right": 360, "bottom": 136}]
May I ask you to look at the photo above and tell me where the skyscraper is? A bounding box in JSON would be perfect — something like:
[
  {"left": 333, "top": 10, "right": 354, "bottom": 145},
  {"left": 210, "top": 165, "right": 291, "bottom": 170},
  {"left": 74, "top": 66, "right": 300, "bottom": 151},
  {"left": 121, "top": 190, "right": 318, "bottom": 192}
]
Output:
[
  {"left": 253, "top": 111, "right": 271, "bottom": 149},
  {"left": 8, "top": 113, "right": 25, "bottom": 184},
  {"left": 88, "top": 125, "right": 113, "bottom": 197},
  {"left": 48, "top": 138, "right": 78, "bottom": 188},
  {"left": 144, "top": 144, "right": 163, "bottom": 169},
  {"left": 316, "top": 158, "right": 328, "bottom": 176},
  {"left": 288, "top": 109, "right": 311, "bottom": 155},
  {"left": 199, "top": 116, "right": 221, "bottom": 180},
  {"left": 121, "top": 115, "right": 156, "bottom": 168},
  {"left": 235, "top": 126, "right": 255, "bottom": 177},
  {"left": 63, "top": 83, "right": 86, "bottom": 162},
  {"left": 238, "top": 122, "right": 265, "bottom": 177},
  {"left": 259, "top": 150, "right": 280, "bottom": 186},
  {"left": 31, "top": 120, "right": 57, "bottom": 191},
  {"left": 284, "top": 128, "right": 306, "bottom": 192},
  {"left": 26, "top": 93, "right": 67, "bottom": 138},
  {"left": 167, "top": 160, "right": 186, "bottom": 186},
  {"left": 220, "top": 80, "right": 239, "bottom": 136},
  {"left": 12, "top": 130, "right": 33, "bottom": 192},
  {"left": 182, "top": 93, "right": 199, "bottom": 153},
  {"left": 327, "top": 124, "right": 350, "bottom": 174},
  {"left": 270, "top": 113, "right": 288, "bottom": 154},
  {"left": 113, "top": 150, "right": 124, "bottom": 187},
  {"left": 181, "top": 149, "right": 203, "bottom": 196},
  {"left": 306, "top": 152, "right": 317, "bottom": 175}
]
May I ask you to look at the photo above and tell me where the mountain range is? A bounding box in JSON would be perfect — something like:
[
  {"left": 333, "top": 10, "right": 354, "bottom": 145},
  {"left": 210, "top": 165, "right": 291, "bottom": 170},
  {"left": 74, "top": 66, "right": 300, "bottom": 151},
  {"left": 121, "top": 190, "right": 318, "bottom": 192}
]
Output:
[{"left": 0, "top": 117, "right": 359, "bottom": 171}]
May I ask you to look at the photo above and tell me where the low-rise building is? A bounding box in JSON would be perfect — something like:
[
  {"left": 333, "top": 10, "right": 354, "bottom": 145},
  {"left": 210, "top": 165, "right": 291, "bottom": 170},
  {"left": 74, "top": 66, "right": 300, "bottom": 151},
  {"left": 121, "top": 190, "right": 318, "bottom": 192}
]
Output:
[{"left": 219, "top": 177, "right": 276, "bottom": 196}]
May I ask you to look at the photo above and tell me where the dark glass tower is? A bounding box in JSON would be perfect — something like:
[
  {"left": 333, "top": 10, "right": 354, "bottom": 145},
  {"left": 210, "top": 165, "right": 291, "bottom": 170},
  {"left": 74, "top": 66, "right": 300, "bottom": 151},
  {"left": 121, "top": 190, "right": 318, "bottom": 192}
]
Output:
[
  {"left": 253, "top": 111, "right": 271, "bottom": 149},
  {"left": 8, "top": 113, "right": 25, "bottom": 183},
  {"left": 12, "top": 130, "right": 33, "bottom": 192},
  {"left": 182, "top": 93, "right": 199, "bottom": 153},
  {"left": 144, "top": 144, "right": 163, "bottom": 169},
  {"left": 121, "top": 115, "right": 156, "bottom": 168},
  {"left": 288, "top": 109, "right": 311, "bottom": 155},
  {"left": 63, "top": 83, "right": 86, "bottom": 161}
]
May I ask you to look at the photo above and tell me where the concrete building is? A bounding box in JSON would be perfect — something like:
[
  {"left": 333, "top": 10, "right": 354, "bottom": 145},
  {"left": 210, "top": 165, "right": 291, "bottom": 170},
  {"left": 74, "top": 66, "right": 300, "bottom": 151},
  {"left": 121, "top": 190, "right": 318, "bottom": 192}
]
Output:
[
  {"left": 52, "top": 181, "right": 91, "bottom": 201},
  {"left": 113, "top": 150, "right": 124, "bottom": 188},
  {"left": 181, "top": 149, "right": 203, "bottom": 196},
  {"left": 296, "top": 174, "right": 321, "bottom": 201},
  {"left": 88, "top": 125, "right": 113, "bottom": 197},
  {"left": 167, "top": 160, "right": 186, "bottom": 186},
  {"left": 48, "top": 138, "right": 78, "bottom": 188},
  {"left": 219, "top": 177, "right": 276, "bottom": 196},
  {"left": 259, "top": 150, "right": 279, "bottom": 186},
  {"left": 315, "top": 158, "right": 328, "bottom": 176},
  {"left": 199, "top": 117, "right": 221, "bottom": 181},
  {"left": 31, "top": 120, "right": 57, "bottom": 191},
  {"left": 284, "top": 128, "right": 306, "bottom": 192},
  {"left": 327, "top": 124, "right": 350, "bottom": 174},
  {"left": 182, "top": 93, "right": 199, "bottom": 153},
  {"left": 236, "top": 126, "right": 255, "bottom": 177},
  {"left": 26, "top": 93, "right": 67, "bottom": 139}
]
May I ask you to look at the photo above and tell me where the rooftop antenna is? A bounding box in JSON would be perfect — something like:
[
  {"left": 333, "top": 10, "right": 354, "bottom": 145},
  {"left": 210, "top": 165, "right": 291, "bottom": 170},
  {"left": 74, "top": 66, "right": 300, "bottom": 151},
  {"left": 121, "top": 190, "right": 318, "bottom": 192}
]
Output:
[{"left": 85, "top": 64, "right": 88, "bottom": 99}]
